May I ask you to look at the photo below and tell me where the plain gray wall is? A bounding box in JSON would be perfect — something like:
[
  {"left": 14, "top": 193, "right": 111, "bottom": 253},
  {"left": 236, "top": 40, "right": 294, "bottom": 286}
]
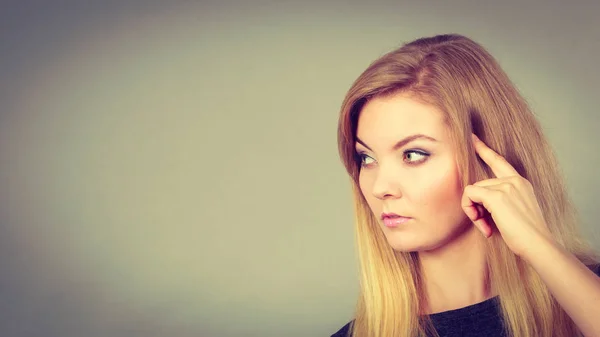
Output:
[{"left": 1, "top": 1, "right": 598, "bottom": 336}]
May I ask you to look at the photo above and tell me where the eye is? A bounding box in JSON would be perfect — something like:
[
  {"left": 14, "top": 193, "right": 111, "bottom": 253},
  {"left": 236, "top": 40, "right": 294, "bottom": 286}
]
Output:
[
  {"left": 354, "top": 151, "right": 376, "bottom": 168},
  {"left": 354, "top": 149, "right": 430, "bottom": 168},
  {"left": 403, "top": 150, "right": 429, "bottom": 164}
]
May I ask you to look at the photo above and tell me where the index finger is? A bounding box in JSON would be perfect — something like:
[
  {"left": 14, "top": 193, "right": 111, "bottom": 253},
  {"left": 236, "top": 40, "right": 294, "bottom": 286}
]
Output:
[{"left": 472, "top": 134, "right": 519, "bottom": 178}]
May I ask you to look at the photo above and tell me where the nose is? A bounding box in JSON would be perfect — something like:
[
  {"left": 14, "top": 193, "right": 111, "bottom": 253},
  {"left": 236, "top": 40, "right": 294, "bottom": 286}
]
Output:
[{"left": 371, "top": 163, "right": 403, "bottom": 200}]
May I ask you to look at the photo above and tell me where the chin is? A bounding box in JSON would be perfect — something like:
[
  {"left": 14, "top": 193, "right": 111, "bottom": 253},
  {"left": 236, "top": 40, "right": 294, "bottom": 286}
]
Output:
[
  {"left": 383, "top": 230, "right": 434, "bottom": 252},
  {"left": 383, "top": 220, "right": 474, "bottom": 253},
  {"left": 382, "top": 228, "right": 455, "bottom": 253}
]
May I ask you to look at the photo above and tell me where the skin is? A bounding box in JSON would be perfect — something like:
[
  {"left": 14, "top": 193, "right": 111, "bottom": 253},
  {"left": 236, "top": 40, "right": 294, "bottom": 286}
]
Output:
[
  {"left": 356, "top": 93, "right": 600, "bottom": 334},
  {"left": 355, "top": 93, "right": 491, "bottom": 312},
  {"left": 466, "top": 134, "right": 600, "bottom": 336}
]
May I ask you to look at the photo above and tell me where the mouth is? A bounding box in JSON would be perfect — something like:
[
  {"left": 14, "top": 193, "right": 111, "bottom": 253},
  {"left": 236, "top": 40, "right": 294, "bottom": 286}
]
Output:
[{"left": 381, "top": 212, "right": 412, "bottom": 228}]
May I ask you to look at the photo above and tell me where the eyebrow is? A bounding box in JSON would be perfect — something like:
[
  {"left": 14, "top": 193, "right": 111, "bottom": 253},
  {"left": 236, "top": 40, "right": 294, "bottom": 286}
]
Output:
[{"left": 355, "top": 134, "right": 438, "bottom": 152}]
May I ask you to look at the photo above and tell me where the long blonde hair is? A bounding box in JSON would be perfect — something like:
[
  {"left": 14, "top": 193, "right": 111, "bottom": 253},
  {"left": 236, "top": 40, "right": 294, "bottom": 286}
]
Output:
[{"left": 337, "top": 33, "right": 598, "bottom": 337}]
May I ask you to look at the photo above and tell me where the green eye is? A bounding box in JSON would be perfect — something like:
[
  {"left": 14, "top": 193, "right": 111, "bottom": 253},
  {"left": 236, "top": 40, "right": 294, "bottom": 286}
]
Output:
[
  {"left": 356, "top": 153, "right": 375, "bottom": 167},
  {"left": 403, "top": 150, "right": 429, "bottom": 164},
  {"left": 354, "top": 149, "right": 430, "bottom": 168}
]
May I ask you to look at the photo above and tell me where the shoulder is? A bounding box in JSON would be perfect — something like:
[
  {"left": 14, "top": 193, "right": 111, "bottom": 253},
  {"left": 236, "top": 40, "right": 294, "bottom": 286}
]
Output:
[{"left": 331, "top": 320, "right": 353, "bottom": 337}]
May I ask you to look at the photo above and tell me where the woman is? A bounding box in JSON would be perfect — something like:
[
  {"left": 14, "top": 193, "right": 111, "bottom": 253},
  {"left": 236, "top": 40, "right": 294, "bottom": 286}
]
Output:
[{"left": 332, "top": 34, "right": 600, "bottom": 337}]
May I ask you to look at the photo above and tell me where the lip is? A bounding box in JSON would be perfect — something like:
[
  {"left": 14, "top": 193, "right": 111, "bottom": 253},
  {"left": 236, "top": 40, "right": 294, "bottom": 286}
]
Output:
[{"left": 381, "top": 212, "right": 412, "bottom": 228}]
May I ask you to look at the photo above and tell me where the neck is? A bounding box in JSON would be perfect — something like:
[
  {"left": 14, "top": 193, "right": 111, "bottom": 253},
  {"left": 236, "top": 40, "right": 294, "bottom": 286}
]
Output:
[{"left": 418, "top": 224, "right": 493, "bottom": 314}]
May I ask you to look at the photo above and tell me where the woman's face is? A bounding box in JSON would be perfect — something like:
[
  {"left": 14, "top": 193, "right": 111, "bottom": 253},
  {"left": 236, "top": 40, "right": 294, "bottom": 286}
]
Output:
[{"left": 355, "top": 93, "right": 470, "bottom": 252}]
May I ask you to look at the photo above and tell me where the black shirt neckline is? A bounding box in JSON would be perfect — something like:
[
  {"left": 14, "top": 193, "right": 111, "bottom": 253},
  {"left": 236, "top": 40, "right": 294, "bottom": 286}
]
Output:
[{"left": 426, "top": 295, "right": 500, "bottom": 322}]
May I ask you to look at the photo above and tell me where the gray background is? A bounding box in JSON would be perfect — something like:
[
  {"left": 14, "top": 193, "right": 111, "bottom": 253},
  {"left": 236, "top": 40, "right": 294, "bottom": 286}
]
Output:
[{"left": 1, "top": 1, "right": 598, "bottom": 336}]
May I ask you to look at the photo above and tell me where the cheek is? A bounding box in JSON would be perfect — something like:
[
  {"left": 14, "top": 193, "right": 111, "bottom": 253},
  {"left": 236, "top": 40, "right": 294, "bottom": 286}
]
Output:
[
  {"left": 413, "top": 164, "right": 463, "bottom": 214},
  {"left": 358, "top": 173, "right": 384, "bottom": 218},
  {"left": 358, "top": 174, "right": 374, "bottom": 205}
]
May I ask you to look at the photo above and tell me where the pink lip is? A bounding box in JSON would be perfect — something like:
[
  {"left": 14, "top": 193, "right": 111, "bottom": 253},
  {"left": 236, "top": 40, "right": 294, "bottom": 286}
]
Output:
[{"left": 381, "top": 212, "right": 412, "bottom": 228}]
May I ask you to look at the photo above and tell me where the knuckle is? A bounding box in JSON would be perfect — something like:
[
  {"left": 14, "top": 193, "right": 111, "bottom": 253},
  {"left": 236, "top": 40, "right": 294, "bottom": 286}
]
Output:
[
  {"left": 505, "top": 182, "right": 517, "bottom": 193},
  {"left": 492, "top": 189, "right": 505, "bottom": 200}
]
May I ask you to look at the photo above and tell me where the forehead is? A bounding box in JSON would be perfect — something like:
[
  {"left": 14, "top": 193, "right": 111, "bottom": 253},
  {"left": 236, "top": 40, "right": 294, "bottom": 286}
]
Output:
[{"left": 356, "top": 94, "right": 447, "bottom": 146}]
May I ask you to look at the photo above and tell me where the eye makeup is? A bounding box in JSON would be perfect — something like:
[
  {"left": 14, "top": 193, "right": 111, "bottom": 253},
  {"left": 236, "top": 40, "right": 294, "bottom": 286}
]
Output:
[{"left": 354, "top": 149, "right": 431, "bottom": 168}]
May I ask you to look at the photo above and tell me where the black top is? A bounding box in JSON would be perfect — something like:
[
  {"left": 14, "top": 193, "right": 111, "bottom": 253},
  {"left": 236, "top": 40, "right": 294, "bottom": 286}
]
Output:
[{"left": 331, "top": 264, "right": 600, "bottom": 337}]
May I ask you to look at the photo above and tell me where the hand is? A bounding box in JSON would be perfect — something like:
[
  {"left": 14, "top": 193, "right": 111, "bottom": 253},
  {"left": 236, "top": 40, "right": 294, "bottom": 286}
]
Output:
[{"left": 461, "top": 134, "right": 554, "bottom": 257}]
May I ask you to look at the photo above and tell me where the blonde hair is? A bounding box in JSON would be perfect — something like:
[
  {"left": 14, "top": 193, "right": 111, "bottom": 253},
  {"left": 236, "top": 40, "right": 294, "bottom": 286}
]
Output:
[{"left": 337, "top": 34, "right": 598, "bottom": 337}]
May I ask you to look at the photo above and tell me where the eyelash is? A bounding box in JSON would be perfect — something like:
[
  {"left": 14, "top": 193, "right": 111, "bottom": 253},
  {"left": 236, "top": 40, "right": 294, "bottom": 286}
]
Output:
[{"left": 354, "top": 149, "right": 430, "bottom": 168}]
